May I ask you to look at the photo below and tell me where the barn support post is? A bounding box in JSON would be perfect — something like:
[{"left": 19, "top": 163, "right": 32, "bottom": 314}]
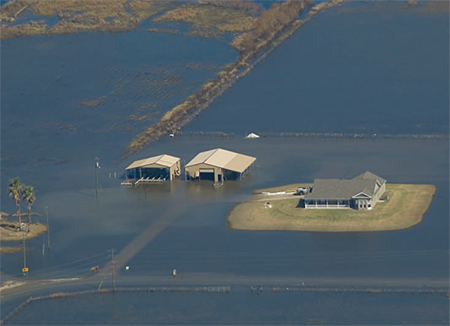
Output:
[{"left": 214, "top": 169, "right": 219, "bottom": 183}]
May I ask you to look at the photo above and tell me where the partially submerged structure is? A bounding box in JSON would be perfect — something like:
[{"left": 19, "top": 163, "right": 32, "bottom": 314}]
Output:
[
  {"left": 302, "top": 171, "right": 386, "bottom": 210},
  {"left": 245, "top": 133, "right": 260, "bottom": 139},
  {"left": 185, "top": 148, "right": 256, "bottom": 183},
  {"left": 124, "top": 154, "right": 181, "bottom": 185}
]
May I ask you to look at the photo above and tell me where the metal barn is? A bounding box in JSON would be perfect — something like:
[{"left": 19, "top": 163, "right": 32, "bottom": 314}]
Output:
[
  {"left": 185, "top": 148, "right": 256, "bottom": 183},
  {"left": 124, "top": 154, "right": 181, "bottom": 185}
]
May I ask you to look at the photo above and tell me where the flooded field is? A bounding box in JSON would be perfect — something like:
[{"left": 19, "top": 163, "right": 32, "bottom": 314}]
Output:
[
  {"left": 187, "top": 2, "right": 449, "bottom": 135},
  {"left": 5, "top": 289, "right": 449, "bottom": 325},
  {"left": 1, "top": 136, "right": 448, "bottom": 278},
  {"left": 1, "top": 29, "right": 238, "bottom": 195},
  {"left": 1, "top": 1, "right": 448, "bottom": 325}
]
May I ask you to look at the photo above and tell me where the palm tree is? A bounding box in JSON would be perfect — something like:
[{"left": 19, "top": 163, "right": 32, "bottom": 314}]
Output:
[
  {"left": 23, "top": 186, "right": 36, "bottom": 228},
  {"left": 9, "top": 178, "right": 23, "bottom": 226}
]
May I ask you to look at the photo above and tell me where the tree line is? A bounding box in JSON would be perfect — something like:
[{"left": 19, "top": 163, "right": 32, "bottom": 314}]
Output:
[{"left": 8, "top": 177, "right": 36, "bottom": 231}]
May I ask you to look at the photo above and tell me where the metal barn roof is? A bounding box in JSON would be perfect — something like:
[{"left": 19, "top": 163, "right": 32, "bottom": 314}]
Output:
[
  {"left": 125, "top": 154, "right": 180, "bottom": 170},
  {"left": 185, "top": 148, "right": 256, "bottom": 173}
]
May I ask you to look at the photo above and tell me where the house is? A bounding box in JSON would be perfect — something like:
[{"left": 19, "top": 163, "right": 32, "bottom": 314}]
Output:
[
  {"left": 302, "top": 171, "right": 386, "bottom": 210},
  {"left": 185, "top": 148, "right": 256, "bottom": 183},
  {"left": 124, "top": 154, "right": 181, "bottom": 184}
]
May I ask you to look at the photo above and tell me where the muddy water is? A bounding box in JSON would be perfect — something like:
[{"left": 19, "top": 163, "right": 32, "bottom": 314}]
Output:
[{"left": 1, "top": 1, "right": 448, "bottom": 325}]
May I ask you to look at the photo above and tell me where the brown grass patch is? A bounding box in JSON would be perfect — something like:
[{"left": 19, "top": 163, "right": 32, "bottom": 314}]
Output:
[
  {"left": 0, "top": 0, "right": 179, "bottom": 40},
  {"left": 1, "top": 20, "right": 48, "bottom": 40},
  {"left": 31, "top": 0, "right": 126, "bottom": 17},
  {"left": 309, "top": 0, "right": 344, "bottom": 17},
  {"left": 0, "top": 222, "right": 48, "bottom": 241},
  {"left": 129, "top": 0, "right": 177, "bottom": 21},
  {"left": 80, "top": 96, "right": 106, "bottom": 107},
  {"left": 227, "top": 184, "right": 436, "bottom": 232},
  {"left": 204, "top": 0, "right": 262, "bottom": 15},
  {"left": 154, "top": 4, "right": 257, "bottom": 36},
  {"left": 0, "top": 0, "right": 30, "bottom": 23},
  {"left": 0, "top": 246, "right": 22, "bottom": 254}
]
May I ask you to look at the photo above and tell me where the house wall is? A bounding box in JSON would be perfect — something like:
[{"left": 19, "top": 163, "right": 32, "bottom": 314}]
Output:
[
  {"left": 303, "top": 199, "right": 350, "bottom": 209},
  {"left": 353, "top": 198, "right": 371, "bottom": 210},
  {"left": 371, "top": 182, "right": 386, "bottom": 206}
]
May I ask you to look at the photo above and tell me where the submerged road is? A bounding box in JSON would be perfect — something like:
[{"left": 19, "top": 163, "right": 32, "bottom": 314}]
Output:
[
  {"left": 99, "top": 204, "right": 185, "bottom": 276},
  {"left": 1, "top": 272, "right": 449, "bottom": 301},
  {"left": 2, "top": 202, "right": 448, "bottom": 308}
]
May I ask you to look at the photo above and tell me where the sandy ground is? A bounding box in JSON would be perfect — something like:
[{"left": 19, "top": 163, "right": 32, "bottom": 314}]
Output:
[
  {"left": 227, "top": 184, "right": 436, "bottom": 232},
  {"left": 0, "top": 222, "right": 48, "bottom": 242}
]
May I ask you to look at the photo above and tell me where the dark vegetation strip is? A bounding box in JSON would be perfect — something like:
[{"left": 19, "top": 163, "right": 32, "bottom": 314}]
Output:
[{"left": 122, "top": 0, "right": 316, "bottom": 158}]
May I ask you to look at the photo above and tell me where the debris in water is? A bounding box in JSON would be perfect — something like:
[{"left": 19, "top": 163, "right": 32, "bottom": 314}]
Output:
[{"left": 245, "top": 132, "right": 260, "bottom": 139}]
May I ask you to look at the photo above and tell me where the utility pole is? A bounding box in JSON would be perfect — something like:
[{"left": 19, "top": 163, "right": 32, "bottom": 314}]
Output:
[
  {"left": 45, "top": 206, "right": 50, "bottom": 250},
  {"left": 111, "top": 248, "right": 116, "bottom": 292},
  {"left": 95, "top": 157, "right": 100, "bottom": 199},
  {"left": 22, "top": 234, "right": 28, "bottom": 277}
]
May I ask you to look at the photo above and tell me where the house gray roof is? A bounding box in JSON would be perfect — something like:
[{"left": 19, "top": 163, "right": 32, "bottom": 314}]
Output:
[
  {"left": 352, "top": 171, "right": 386, "bottom": 186},
  {"left": 304, "top": 171, "right": 386, "bottom": 200}
]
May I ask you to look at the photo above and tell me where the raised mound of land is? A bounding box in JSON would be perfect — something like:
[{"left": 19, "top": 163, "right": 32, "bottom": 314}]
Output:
[
  {"left": 227, "top": 184, "right": 436, "bottom": 232},
  {"left": 0, "top": 221, "right": 48, "bottom": 242}
]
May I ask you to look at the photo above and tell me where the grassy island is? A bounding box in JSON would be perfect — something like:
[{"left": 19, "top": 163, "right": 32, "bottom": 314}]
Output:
[
  {"left": 227, "top": 184, "right": 436, "bottom": 232},
  {"left": 0, "top": 222, "right": 48, "bottom": 254}
]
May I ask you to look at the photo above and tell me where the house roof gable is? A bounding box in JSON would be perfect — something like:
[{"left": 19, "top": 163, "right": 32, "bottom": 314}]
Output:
[{"left": 352, "top": 171, "right": 386, "bottom": 185}]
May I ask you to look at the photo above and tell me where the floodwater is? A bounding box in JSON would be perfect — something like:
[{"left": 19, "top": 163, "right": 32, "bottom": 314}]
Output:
[
  {"left": 1, "top": 1, "right": 449, "bottom": 325},
  {"left": 7, "top": 290, "right": 450, "bottom": 325},
  {"left": 187, "top": 2, "right": 449, "bottom": 135},
  {"left": 1, "top": 29, "right": 238, "bottom": 194}
]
